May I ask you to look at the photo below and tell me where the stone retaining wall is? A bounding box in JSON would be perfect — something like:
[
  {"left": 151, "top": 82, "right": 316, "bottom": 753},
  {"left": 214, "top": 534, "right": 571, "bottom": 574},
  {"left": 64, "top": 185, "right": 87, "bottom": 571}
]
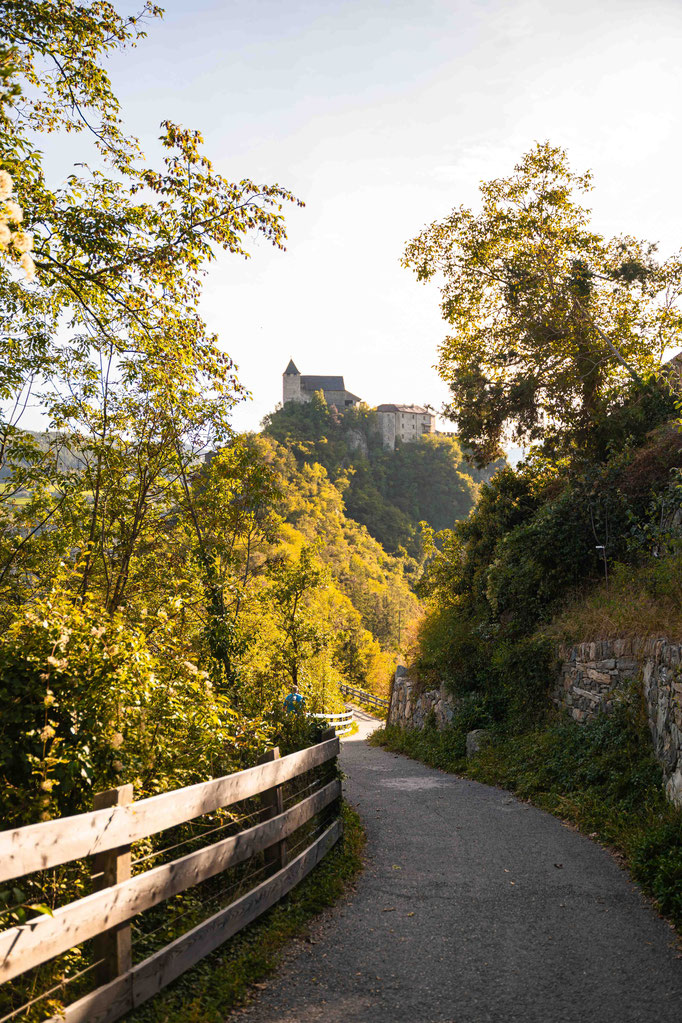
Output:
[
  {"left": 388, "top": 637, "right": 682, "bottom": 807},
  {"left": 388, "top": 666, "right": 455, "bottom": 731},
  {"left": 553, "top": 637, "right": 682, "bottom": 806}
]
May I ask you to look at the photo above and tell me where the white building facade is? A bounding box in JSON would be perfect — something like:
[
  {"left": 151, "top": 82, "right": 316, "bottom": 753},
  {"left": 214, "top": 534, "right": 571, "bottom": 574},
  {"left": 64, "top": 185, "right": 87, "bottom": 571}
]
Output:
[{"left": 376, "top": 404, "right": 436, "bottom": 450}]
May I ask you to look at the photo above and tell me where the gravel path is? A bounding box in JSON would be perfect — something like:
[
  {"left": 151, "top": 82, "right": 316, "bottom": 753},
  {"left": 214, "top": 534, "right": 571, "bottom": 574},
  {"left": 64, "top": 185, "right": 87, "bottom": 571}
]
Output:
[{"left": 236, "top": 710, "right": 682, "bottom": 1023}]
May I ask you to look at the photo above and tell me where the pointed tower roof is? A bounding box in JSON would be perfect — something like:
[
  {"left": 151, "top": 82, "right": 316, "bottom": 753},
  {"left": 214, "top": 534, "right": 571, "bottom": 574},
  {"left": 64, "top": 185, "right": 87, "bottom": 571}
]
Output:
[{"left": 284, "top": 359, "right": 300, "bottom": 375}]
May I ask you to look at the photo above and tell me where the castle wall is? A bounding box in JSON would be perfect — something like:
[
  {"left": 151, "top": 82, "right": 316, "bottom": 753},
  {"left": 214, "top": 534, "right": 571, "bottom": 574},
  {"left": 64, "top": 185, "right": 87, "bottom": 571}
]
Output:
[
  {"left": 283, "top": 373, "right": 303, "bottom": 403},
  {"left": 395, "top": 411, "right": 434, "bottom": 443},
  {"left": 378, "top": 411, "right": 396, "bottom": 450},
  {"left": 377, "top": 410, "right": 435, "bottom": 449},
  {"left": 310, "top": 388, "right": 353, "bottom": 407}
]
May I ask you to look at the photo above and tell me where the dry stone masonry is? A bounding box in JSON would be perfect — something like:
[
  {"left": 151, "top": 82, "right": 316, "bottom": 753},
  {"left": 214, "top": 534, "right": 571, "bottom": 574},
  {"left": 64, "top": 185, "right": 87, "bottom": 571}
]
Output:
[
  {"left": 389, "top": 637, "right": 682, "bottom": 808},
  {"left": 388, "top": 666, "right": 455, "bottom": 731},
  {"left": 553, "top": 637, "right": 682, "bottom": 807}
]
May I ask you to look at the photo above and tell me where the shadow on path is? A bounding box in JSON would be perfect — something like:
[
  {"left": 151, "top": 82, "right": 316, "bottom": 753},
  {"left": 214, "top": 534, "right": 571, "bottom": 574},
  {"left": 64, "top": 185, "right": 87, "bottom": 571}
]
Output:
[{"left": 236, "top": 712, "right": 682, "bottom": 1022}]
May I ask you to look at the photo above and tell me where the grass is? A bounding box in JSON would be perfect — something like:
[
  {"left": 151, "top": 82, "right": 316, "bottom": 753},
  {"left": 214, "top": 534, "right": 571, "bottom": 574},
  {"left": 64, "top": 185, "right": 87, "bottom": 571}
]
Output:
[
  {"left": 127, "top": 803, "right": 365, "bottom": 1022},
  {"left": 371, "top": 709, "right": 682, "bottom": 934},
  {"left": 547, "top": 551, "right": 682, "bottom": 644}
]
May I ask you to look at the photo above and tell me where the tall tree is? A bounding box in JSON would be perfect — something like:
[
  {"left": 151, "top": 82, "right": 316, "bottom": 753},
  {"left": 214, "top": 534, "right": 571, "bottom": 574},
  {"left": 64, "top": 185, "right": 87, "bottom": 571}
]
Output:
[
  {"left": 403, "top": 142, "right": 682, "bottom": 464},
  {"left": 0, "top": 1, "right": 302, "bottom": 605}
]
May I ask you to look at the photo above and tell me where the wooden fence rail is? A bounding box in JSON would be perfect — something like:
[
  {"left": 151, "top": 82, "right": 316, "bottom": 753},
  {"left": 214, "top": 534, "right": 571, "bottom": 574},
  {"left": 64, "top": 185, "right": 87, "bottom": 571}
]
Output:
[
  {"left": 0, "top": 733, "right": 342, "bottom": 1023},
  {"left": 312, "top": 709, "right": 354, "bottom": 736},
  {"left": 0, "top": 738, "right": 337, "bottom": 884},
  {"left": 338, "top": 683, "right": 389, "bottom": 712}
]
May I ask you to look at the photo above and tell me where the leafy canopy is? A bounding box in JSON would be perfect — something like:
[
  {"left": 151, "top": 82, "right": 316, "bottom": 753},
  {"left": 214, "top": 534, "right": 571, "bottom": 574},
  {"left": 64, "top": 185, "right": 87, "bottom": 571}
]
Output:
[
  {"left": 0, "top": 0, "right": 302, "bottom": 608},
  {"left": 403, "top": 142, "right": 682, "bottom": 464}
]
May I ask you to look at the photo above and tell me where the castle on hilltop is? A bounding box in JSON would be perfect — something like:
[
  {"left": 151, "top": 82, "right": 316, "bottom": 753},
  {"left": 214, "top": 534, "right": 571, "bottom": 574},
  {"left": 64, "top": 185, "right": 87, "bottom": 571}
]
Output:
[
  {"left": 282, "top": 361, "right": 435, "bottom": 450},
  {"left": 283, "top": 360, "right": 361, "bottom": 409}
]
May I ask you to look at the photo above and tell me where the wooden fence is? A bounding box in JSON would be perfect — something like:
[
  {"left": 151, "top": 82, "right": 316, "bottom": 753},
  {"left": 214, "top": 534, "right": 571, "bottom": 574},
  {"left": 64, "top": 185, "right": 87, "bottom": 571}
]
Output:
[
  {"left": 312, "top": 709, "right": 354, "bottom": 736},
  {"left": 338, "top": 683, "right": 389, "bottom": 713},
  {"left": 0, "top": 731, "right": 342, "bottom": 1023}
]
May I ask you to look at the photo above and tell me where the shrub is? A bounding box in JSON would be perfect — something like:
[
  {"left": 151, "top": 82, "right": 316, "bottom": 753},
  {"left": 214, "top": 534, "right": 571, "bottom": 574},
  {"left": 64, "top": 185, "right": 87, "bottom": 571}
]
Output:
[{"left": 0, "top": 582, "right": 272, "bottom": 826}]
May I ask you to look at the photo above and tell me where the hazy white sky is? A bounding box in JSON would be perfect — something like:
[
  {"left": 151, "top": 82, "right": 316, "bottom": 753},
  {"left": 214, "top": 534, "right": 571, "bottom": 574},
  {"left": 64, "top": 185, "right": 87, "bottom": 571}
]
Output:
[{"left": 104, "top": 0, "right": 682, "bottom": 431}]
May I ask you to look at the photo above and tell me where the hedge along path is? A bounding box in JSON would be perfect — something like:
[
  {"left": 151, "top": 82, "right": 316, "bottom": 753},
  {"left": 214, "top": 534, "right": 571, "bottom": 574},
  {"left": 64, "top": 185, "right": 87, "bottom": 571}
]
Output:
[{"left": 0, "top": 734, "right": 342, "bottom": 1023}]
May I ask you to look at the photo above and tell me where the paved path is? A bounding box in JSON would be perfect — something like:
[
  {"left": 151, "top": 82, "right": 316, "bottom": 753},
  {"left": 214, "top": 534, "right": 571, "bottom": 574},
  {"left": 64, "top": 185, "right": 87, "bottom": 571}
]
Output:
[{"left": 237, "top": 711, "right": 682, "bottom": 1022}]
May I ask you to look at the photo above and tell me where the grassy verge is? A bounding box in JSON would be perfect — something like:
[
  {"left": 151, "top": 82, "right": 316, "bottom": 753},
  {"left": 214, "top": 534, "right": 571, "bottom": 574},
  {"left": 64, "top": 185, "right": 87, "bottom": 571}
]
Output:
[
  {"left": 546, "top": 549, "right": 682, "bottom": 643},
  {"left": 128, "top": 803, "right": 365, "bottom": 1022},
  {"left": 371, "top": 711, "right": 682, "bottom": 933}
]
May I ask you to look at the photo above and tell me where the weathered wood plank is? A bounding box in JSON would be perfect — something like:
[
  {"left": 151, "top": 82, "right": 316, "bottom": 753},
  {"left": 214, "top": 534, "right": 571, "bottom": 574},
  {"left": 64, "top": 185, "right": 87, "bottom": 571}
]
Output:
[
  {"left": 257, "top": 748, "right": 286, "bottom": 873},
  {"left": 92, "top": 785, "right": 133, "bottom": 985},
  {"left": 0, "top": 780, "right": 340, "bottom": 984},
  {"left": 45, "top": 820, "right": 343, "bottom": 1023},
  {"left": 0, "top": 737, "right": 339, "bottom": 883}
]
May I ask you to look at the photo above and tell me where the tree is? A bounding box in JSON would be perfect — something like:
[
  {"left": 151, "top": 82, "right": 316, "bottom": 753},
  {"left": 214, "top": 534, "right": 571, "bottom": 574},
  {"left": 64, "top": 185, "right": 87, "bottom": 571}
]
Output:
[
  {"left": 177, "top": 437, "right": 281, "bottom": 696},
  {"left": 0, "top": 1, "right": 302, "bottom": 607},
  {"left": 269, "top": 546, "right": 330, "bottom": 691},
  {"left": 403, "top": 142, "right": 682, "bottom": 465}
]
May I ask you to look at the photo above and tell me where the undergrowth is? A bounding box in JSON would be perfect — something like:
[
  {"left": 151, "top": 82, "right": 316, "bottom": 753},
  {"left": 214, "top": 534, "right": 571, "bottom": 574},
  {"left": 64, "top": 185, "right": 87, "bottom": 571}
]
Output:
[
  {"left": 548, "top": 550, "right": 682, "bottom": 643},
  {"left": 371, "top": 709, "right": 682, "bottom": 933},
  {"left": 127, "top": 803, "right": 365, "bottom": 1022}
]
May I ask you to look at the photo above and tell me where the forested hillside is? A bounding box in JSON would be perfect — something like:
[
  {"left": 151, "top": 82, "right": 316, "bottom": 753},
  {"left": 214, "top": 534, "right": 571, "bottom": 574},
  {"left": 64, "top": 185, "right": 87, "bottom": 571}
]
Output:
[
  {"left": 414, "top": 381, "right": 680, "bottom": 711},
  {"left": 0, "top": 2, "right": 416, "bottom": 845},
  {"left": 263, "top": 395, "right": 494, "bottom": 554},
  {"left": 400, "top": 142, "right": 682, "bottom": 715}
]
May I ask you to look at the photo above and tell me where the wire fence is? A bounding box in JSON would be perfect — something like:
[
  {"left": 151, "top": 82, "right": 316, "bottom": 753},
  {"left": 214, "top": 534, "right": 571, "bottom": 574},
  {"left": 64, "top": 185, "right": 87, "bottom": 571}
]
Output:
[{"left": 0, "top": 735, "right": 342, "bottom": 1023}]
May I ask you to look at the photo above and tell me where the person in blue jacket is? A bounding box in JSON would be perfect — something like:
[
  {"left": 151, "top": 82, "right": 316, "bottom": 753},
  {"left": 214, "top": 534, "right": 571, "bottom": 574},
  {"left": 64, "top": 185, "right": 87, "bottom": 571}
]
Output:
[{"left": 284, "top": 682, "right": 305, "bottom": 713}]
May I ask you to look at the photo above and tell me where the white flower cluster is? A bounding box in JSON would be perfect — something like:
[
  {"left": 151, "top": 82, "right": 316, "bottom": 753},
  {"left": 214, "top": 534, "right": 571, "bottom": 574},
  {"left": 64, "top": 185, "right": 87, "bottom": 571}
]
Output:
[{"left": 0, "top": 169, "right": 35, "bottom": 281}]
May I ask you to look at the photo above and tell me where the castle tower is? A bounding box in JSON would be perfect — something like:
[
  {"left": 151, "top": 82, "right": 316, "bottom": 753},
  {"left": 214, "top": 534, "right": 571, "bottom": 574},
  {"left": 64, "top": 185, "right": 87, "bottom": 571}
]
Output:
[{"left": 283, "top": 359, "right": 302, "bottom": 404}]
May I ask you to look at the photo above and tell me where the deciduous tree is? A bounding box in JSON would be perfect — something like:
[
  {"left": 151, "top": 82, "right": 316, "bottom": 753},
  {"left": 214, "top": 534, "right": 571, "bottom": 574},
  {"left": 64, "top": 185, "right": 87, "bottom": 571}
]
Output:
[{"left": 403, "top": 142, "right": 682, "bottom": 464}]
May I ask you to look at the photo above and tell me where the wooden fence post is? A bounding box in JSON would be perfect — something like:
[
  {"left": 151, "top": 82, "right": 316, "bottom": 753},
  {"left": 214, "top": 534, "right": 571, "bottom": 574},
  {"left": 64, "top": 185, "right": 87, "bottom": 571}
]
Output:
[
  {"left": 318, "top": 727, "right": 342, "bottom": 830},
  {"left": 256, "top": 748, "right": 286, "bottom": 874},
  {"left": 92, "top": 784, "right": 134, "bottom": 984}
]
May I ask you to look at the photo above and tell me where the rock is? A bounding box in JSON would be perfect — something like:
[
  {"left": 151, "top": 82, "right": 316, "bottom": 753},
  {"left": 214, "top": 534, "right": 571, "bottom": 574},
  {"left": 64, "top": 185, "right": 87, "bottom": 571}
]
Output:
[
  {"left": 466, "top": 729, "right": 491, "bottom": 758},
  {"left": 345, "top": 428, "right": 369, "bottom": 457},
  {"left": 665, "top": 767, "right": 682, "bottom": 809},
  {"left": 585, "top": 669, "right": 612, "bottom": 686},
  {"left": 615, "top": 657, "right": 639, "bottom": 675},
  {"left": 395, "top": 665, "right": 408, "bottom": 679}
]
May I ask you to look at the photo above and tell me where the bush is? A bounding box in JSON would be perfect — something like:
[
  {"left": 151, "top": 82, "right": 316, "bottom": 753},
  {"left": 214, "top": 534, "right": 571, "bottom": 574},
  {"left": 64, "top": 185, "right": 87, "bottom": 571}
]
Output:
[
  {"left": 491, "top": 635, "right": 555, "bottom": 729},
  {"left": 0, "top": 583, "right": 272, "bottom": 826},
  {"left": 631, "top": 820, "right": 682, "bottom": 923}
]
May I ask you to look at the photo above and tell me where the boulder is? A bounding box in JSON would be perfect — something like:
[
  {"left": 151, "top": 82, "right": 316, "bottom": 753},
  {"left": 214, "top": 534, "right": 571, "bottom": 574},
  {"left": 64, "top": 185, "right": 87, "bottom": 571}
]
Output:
[{"left": 466, "top": 728, "right": 491, "bottom": 758}]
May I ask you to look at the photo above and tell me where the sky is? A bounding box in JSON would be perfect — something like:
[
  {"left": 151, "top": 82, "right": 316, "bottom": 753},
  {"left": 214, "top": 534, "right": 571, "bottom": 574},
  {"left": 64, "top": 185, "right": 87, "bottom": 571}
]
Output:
[{"left": 98, "top": 0, "right": 682, "bottom": 432}]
